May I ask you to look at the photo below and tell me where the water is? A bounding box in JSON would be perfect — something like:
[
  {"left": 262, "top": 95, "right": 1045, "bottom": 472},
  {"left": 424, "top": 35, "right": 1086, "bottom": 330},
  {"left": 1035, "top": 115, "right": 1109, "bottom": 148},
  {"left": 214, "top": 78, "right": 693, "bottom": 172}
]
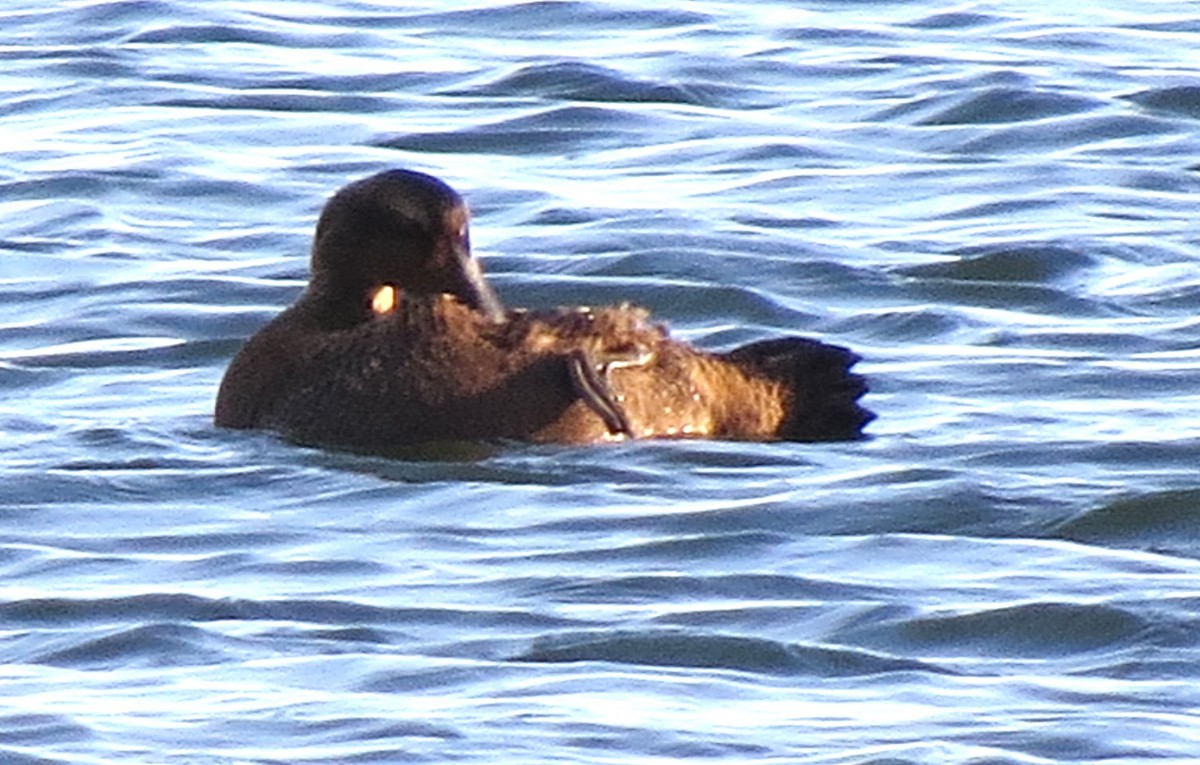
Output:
[{"left": 3, "top": 1, "right": 1200, "bottom": 762}]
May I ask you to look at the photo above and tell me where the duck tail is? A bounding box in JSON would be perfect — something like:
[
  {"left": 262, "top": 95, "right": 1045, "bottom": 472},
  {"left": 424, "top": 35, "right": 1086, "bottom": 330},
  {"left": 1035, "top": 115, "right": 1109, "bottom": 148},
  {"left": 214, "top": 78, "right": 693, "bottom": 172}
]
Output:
[{"left": 722, "top": 337, "right": 874, "bottom": 441}]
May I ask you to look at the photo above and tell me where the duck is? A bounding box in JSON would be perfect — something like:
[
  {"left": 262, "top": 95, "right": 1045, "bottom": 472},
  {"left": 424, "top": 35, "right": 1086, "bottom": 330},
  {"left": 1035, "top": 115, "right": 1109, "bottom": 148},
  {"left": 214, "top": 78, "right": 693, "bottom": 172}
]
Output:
[{"left": 214, "top": 169, "right": 873, "bottom": 448}]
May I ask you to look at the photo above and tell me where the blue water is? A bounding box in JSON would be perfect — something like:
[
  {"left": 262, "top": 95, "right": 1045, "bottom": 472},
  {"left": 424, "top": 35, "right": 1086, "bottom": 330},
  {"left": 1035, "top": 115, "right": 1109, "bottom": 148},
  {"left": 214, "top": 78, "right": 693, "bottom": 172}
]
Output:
[{"left": 3, "top": 1, "right": 1200, "bottom": 763}]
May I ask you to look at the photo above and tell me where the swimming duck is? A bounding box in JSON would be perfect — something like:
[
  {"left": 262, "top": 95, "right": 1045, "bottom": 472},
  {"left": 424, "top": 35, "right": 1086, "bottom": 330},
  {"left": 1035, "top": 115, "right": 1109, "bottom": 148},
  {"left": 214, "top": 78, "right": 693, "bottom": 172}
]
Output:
[{"left": 214, "top": 169, "right": 873, "bottom": 447}]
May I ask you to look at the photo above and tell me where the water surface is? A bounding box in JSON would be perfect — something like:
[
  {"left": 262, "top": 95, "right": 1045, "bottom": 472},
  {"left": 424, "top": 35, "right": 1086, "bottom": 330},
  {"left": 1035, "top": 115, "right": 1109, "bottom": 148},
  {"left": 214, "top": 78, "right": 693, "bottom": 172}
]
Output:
[{"left": 2, "top": 1, "right": 1200, "bottom": 763}]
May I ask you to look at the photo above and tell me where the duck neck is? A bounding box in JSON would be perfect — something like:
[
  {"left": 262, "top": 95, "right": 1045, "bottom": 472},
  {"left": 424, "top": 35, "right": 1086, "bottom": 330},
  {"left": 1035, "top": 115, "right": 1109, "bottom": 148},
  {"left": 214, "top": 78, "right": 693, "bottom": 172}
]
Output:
[{"left": 299, "top": 273, "right": 376, "bottom": 330}]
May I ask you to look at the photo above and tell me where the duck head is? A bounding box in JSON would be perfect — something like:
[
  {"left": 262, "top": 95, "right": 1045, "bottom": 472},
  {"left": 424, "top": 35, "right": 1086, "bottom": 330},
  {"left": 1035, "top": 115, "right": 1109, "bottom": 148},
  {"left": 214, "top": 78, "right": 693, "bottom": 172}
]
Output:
[{"left": 304, "top": 169, "right": 505, "bottom": 326}]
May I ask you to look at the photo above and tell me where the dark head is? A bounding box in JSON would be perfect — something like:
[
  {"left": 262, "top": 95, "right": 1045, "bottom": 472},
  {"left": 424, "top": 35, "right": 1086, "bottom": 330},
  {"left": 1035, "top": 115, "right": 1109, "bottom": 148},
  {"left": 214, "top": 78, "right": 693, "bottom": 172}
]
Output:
[{"left": 304, "top": 169, "right": 504, "bottom": 326}]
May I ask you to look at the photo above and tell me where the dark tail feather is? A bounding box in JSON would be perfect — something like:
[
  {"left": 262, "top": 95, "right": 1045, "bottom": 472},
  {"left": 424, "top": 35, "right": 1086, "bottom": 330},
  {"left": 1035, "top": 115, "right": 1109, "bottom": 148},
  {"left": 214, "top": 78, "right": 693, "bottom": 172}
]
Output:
[{"left": 723, "top": 337, "right": 874, "bottom": 441}]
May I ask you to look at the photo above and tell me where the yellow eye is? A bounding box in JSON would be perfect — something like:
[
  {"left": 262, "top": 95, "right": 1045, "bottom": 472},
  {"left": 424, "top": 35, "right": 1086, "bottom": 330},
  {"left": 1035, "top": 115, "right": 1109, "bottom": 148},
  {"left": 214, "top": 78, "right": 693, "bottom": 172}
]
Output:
[{"left": 371, "top": 284, "right": 398, "bottom": 315}]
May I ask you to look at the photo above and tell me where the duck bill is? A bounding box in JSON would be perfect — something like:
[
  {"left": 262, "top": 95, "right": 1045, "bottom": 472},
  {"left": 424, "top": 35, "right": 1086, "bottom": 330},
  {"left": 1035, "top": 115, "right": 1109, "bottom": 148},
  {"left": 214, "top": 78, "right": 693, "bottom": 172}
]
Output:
[{"left": 453, "top": 243, "right": 506, "bottom": 323}]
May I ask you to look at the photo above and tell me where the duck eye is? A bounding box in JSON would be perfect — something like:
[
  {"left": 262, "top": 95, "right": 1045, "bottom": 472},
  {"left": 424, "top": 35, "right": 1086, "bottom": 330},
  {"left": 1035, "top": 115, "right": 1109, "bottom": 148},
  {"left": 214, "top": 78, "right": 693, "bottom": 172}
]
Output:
[{"left": 370, "top": 284, "right": 398, "bottom": 315}]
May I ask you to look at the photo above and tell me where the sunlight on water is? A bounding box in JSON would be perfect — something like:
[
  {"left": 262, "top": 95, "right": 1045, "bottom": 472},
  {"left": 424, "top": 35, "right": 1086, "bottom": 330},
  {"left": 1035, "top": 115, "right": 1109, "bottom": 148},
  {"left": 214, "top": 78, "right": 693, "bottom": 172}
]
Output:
[{"left": 1, "top": 0, "right": 1199, "bottom": 763}]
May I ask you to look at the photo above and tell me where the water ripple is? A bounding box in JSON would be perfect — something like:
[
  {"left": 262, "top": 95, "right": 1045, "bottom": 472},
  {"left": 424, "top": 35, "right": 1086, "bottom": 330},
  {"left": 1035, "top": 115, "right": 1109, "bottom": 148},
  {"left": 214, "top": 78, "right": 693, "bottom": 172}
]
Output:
[{"left": 3, "top": 0, "right": 1200, "bottom": 762}]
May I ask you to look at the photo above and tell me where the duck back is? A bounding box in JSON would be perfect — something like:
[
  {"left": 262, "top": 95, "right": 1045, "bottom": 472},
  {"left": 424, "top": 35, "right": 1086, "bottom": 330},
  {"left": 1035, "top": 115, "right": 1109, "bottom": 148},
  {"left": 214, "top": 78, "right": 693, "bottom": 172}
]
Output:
[
  {"left": 537, "top": 320, "right": 872, "bottom": 443},
  {"left": 217, "top": 295, "right": 872, "bottom": 448}
]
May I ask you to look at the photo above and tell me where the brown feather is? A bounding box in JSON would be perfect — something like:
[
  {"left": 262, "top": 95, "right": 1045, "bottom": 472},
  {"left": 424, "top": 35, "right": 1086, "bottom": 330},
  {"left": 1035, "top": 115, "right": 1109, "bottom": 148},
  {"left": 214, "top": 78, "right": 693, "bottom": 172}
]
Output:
[{"left": 214, "top": 169, "right": 874, "bottom": 449}]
